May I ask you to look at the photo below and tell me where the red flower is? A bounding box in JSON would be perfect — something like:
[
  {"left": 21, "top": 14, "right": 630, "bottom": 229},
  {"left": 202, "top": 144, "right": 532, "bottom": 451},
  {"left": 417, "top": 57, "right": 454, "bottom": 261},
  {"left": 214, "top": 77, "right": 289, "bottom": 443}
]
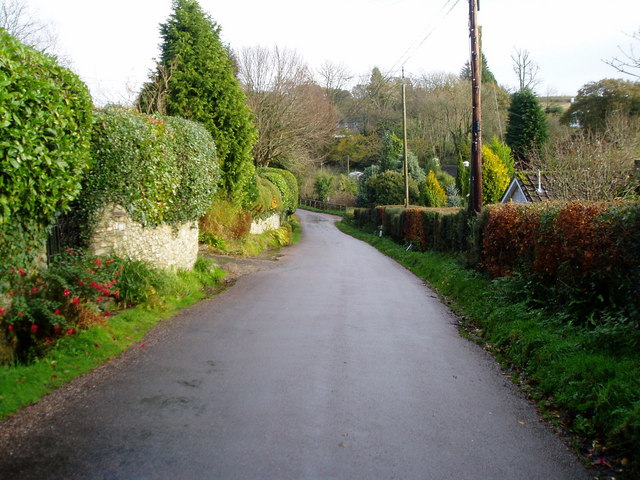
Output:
[
  {"left": 78, "top": 280, "right": 84, "bottom": 286},
  {"left": 104, "top": 311, "right": 111, "bottom": 317},
  {"left": 18, "top": 268, "right": 26, "bottom": 276},
  {"left": 30, "top": 324, "right": 38, "bottom": 333},
  {"left": 67, "top": 329, "right": 74, "bottom": 335},
  {"left": 45, "top": 337, "right": 51, "bottom": 344},
  {"left": 96, "top": 297, "right": 103, "bottom": 302},
  {"left": 8, "top": 325, "right": 13, "bottom": 331},
  {"left": 72, "top": 297, "right": 80, "bottom": 305},
  {"left": 18, "top": 311, "right": 24, "bottom": 317},
  {"left": 54, "top": 309, "right": 61, "bottom": 315},
  {"left": 9, "top": 268, "right": 14, "bottom": 274},
  {"left": 8, "top": 291, "right": 14, "bottom": 297},
  {"left": 53, "top": 326, "right": 61, "bottom": 334},
  {"left": 0, "top": 307, "right": 5, "bottom": 315},
  {"left": 114, "top": 290, "right": 120, "bottom": 299},
  {"left": 94, "top": 258, "right": 102, "bottom": 265},
  {"left": 32, "top": 287, "right": 38, "bottom": 294},
  {"left": 63, "top": 288, "right": 71, "bottom": 297}
]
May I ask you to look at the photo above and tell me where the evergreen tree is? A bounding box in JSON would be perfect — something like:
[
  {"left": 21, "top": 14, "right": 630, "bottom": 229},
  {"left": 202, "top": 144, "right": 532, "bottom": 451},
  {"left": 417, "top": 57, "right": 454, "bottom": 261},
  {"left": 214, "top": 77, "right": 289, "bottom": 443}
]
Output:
[
  {"left": 481, "top": 146, "right": 510, "bottom": 204},
  {"left": 505, "top": 88, "right": 549, "bottom": 163},
  {"left": 141, "top": 0, "right": 257, "bottom": 206}
]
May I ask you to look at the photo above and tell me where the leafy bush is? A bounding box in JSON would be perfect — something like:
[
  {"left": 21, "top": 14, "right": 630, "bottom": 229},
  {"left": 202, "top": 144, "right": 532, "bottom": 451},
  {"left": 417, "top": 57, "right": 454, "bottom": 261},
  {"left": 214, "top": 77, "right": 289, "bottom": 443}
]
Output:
[
  {"left": 78, "top": 107, "right": 218, "bottom": 234},
  {"left": 313, "top": 172, "right": 334, "bottom": 202},
  {"left": 482, "top": 145, "right": 510, "bottom": 205},
  {"left": 258, "top": 167, "right": 298, "bottom": 215},
  {"left": 0, "top": 30, "right": 92, "bottom": 270},
  {"left": 364, "top": 170, "right": 419, "bottom": 206},
  {"left": 420, "top": 171, "right": 447, "bottom": 207},
  {"left": 0, "top": 250, "right": 169, "bottom": 364}
]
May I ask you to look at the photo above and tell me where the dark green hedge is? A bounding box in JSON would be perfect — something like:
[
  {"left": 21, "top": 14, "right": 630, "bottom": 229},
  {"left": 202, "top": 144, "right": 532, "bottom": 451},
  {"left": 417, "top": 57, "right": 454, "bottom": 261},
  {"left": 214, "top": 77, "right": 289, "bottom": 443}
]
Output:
[
  {"left": 0, "top": 30, "right": 92, "bottom": 270},
  {"left": 78, "top": 107, "right": 218, "bottom": 232}
]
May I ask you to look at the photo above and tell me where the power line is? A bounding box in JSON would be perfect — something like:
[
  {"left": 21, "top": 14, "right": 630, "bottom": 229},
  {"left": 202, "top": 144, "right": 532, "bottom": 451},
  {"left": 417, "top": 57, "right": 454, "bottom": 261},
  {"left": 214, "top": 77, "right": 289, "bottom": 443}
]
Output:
[{"left": 387, "top": 0, "right": 463, "bottom": 77}]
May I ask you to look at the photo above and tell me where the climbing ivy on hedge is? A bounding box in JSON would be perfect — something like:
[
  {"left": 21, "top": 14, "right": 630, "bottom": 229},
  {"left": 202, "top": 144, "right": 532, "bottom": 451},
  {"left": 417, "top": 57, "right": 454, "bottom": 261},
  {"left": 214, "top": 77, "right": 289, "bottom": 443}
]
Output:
[
  {"left": 0, "top": 30, "right": 92, "bottom": 270},
  {"left": 78, "top": 107, "right": 218, "bottom": 234}
]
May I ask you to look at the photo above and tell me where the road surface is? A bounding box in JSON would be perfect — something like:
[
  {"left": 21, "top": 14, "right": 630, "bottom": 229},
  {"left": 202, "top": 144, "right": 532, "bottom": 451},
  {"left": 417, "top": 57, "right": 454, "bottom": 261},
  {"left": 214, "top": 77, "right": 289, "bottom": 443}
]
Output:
[{"left": 0, "top": 210, "right": 588, "bottom": 479}]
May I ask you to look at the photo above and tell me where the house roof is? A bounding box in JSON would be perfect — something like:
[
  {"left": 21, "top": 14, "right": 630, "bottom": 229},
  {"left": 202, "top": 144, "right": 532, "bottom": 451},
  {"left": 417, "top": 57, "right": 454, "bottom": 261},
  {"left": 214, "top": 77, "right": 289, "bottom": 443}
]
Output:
[{"left": 501, "top": 171, "right": 555, "bottom": 203}]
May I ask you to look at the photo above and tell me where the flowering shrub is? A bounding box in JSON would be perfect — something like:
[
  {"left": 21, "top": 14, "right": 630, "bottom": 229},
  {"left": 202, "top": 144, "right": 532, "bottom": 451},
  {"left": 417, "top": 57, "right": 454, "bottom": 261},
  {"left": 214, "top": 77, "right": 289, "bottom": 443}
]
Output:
[{"left": 0, "top": 250, "right": 166, "bottom": 364}]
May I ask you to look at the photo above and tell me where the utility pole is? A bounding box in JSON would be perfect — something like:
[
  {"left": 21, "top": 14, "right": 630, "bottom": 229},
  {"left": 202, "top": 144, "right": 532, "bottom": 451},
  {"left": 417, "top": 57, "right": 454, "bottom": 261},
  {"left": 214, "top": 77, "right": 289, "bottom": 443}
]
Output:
[
  {"left": 469, "top": 0, "right": 483, "bottom": 213},
  {"left": 402, "top": 67, "right": 409, "bottom": 208}
]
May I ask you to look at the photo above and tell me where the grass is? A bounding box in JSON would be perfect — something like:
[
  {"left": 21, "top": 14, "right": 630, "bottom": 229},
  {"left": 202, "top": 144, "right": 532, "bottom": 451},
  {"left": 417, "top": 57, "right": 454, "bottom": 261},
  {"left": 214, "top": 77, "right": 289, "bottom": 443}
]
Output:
[
  {"left": 0, "top": 256, "right": 225, "bottom": 419},
  {"left": 337, "top": 219, "right": 640, "bottom": 479}
]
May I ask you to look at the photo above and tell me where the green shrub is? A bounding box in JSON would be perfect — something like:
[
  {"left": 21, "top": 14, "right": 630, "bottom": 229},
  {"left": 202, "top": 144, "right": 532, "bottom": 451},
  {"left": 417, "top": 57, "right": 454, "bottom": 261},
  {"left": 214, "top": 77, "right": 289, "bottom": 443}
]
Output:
[
  {"left": 258, "top": 167, "right": 298, "bottom": 215},
  {"left": 482, "top": 145, "right": 510, "bottom": 205},
  {"left": 0, "top": 30, "right": 92, "bottom": 270},
  {"left": 314, "top": 172, "right": 335, "bottom": 202},
  {"left": 364, "top": 170, "right": 419, "bottom": 206},
  {"left": 78, "top": 107, "right": 218, "bottom": 234},
  {"left": 420, "top": 171, "right": 447, "bottom": 207}
]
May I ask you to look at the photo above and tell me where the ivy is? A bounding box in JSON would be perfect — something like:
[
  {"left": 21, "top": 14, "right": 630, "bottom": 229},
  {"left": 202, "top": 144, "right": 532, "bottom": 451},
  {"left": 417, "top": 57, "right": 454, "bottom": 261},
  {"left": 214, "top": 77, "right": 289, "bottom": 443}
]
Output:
[{"left": 76, "top": 107, "right": 219, "bottom": 236}]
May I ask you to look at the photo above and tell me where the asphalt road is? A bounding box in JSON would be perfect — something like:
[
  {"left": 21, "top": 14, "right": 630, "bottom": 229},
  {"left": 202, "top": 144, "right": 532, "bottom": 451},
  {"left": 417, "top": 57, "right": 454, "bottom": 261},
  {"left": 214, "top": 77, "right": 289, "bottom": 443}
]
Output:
[{"left": 0, "top": 210, "right": 589, "bottom": 479}]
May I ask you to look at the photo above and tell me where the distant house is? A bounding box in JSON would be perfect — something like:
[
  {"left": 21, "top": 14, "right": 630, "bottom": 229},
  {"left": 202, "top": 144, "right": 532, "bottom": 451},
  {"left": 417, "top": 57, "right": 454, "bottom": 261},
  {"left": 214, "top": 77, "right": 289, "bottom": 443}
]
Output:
[{"left": 501, "top": 171, "right": 554, "bottom": 203}]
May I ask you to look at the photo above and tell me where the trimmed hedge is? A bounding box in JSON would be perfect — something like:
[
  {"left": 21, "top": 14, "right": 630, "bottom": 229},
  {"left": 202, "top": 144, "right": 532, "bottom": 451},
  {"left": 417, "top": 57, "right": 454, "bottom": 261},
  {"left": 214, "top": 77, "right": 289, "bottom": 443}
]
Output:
[
  {"left": 0, "top": 30, "right": 92, "bottom": 270},
  {"left": 78, "top": 107, "right": 219, "bottom": 234},
  {"left": 256, "top": 167, "right": 299, "bottom": 217},
  {"left": 355, "top": 200, "right": 640, "bottom": 320}
]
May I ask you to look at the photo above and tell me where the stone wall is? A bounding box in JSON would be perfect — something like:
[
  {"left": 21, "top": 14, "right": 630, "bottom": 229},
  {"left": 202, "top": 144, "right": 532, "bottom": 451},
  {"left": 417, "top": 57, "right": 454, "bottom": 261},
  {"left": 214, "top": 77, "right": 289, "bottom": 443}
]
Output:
[
  {"left": 250, "top": 213, "right": 281, "bottom": 235},
  {"left": 89, "top": 204, "right": 199, "bottom": 271}
]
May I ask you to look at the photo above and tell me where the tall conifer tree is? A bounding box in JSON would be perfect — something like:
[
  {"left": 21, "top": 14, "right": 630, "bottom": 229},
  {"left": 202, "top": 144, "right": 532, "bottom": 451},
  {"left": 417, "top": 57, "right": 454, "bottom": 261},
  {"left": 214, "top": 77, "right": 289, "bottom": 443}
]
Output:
[
  {"left": 505, "top": 88, "right": 549, "bottom": 163},
  {"left": 141, "top": 0, "right": 257, "bottom": 206}
]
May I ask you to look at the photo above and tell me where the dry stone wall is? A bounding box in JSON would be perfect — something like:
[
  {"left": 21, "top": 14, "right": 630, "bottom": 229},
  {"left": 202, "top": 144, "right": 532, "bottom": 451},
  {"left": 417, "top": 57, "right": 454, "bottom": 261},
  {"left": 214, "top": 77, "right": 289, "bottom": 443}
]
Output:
[
  {"left": 89, "top": 204, "right": 198, "bottom": 271},
  {"left": 250, "top": 213, "right": 281, "bottom": 234}
]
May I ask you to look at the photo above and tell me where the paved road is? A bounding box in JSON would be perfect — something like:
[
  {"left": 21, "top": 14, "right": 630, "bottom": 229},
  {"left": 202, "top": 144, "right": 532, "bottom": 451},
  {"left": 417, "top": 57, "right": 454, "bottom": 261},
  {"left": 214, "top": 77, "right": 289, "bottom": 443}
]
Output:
[{"left": 0, "top": 210, "right": 589, "bottom": 479}]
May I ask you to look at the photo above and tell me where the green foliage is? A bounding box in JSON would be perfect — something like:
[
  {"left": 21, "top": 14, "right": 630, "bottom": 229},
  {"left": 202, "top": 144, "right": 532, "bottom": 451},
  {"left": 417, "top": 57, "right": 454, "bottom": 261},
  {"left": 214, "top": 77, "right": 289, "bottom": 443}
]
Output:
[
  {"left": 355, "top": 164, "right": 381, "bottom": 206},
  {"left": 486, "top": 136, "right": 515, "bottom": 177},
  {"left": 561, "top": 78, "right": 640, "bottom": 132},
  {"left": 0, "top": 250, "right": 172, "bottom": 364},
  {"left": 481, "top": 145, "right": 510, "bottom": 204},
  {"left": 0, "top": 254, "right": 224, "bottom": 415},
  {"left": 364, "top": 170, "right": 419, "bottom": 206},
  {"left": 0, "top": 30, "right": 92, "bottom": 270},
  {"left": 258, "top": 167, "right": 299, "bottom": 215},
  {"left": 379, "top": 131, "right": 402, "bottom": 171},
  {"left": 199, "top": 193, "right": 252, "bottom": 248},
  {"left": 313, "top": 172, "right": 334, "bottom": 202},
  {"left": 147, "top": 0, "right": 258, "bottom": 207},
  {"left": 420, "top": 171, "right": 447, "bottom": 207},
  {"left": 79, "top": 108, "right": 219, "bottom": 234},
  {"left": 505, "top": 88, "right": 549, "bottom": 162}
]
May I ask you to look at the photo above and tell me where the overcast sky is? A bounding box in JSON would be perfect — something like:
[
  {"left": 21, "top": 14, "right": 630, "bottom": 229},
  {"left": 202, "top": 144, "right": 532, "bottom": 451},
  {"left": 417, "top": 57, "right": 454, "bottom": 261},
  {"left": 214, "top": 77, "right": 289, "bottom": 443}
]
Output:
[{"left": 22, "top": 0, "right": 640, "bottom": 105}]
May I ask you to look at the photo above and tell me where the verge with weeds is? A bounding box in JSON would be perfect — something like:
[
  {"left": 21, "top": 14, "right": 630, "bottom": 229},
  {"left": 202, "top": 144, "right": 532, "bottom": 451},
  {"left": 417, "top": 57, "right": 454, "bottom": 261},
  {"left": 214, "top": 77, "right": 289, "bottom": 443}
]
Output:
[{"left": 337, "top": 219, "right": 640, "bottom": 479}]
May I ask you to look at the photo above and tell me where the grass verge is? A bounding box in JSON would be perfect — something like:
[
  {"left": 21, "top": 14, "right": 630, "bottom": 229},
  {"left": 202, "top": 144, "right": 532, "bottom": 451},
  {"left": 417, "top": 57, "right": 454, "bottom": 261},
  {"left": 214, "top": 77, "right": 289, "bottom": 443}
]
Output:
[
  {"left": 0, "top": 256, "right": 225, "bottom": 419},
  {"left": 337, "top": 219, "right": 640, "bottom": 480}
]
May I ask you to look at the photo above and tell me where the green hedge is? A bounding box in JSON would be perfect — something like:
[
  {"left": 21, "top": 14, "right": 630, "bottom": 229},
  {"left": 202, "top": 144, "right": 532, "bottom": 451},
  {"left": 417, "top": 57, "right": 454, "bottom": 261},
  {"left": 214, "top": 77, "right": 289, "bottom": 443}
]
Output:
[
  {"left": 0, "top": 30, "right": 92, "bottom": 270},
  {"left": 78, "top": 107, "right": 219, "bottom": 233},
  {"left": 257, "top": 167, "right": 299, "bottom": 216}
]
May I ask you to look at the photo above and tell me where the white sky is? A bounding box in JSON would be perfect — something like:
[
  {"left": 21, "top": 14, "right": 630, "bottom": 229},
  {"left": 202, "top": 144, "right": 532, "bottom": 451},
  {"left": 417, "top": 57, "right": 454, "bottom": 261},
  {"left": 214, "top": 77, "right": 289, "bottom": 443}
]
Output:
[{"left": 23, "top": 0, "right": 640, "bottom": 105}]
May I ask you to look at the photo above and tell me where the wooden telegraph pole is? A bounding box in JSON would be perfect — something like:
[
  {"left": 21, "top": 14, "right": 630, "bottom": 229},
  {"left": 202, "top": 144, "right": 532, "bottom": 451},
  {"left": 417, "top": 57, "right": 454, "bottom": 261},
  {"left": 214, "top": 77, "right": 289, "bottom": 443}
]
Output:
[
  {"left": 469, "top": 0, "right": 483, "bottom": 213},
  {"left": 402, "top": 67, "right": 409, "bottom": 208}
]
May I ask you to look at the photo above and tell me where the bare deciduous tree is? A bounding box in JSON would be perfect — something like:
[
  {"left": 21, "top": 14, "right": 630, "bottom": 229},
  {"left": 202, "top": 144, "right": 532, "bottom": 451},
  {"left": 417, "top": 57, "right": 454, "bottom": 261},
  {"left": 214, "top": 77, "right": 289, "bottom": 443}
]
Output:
[
  {"left": 533, "top": 114, "right": 640, "bottom": 201},
  {"left": 316, "top": 60, "right": 352, "bottom": 103},
  {"left": 1, "top": 0, "right": 60, "bottom": 54},
  {"left": 237, "top": 46, "right": 337, "bottom": 173},
  {"left": 605, "top": 29, "right": 640, "bottom": 78},
  {"left": 511, "top": 47, "right": 540, "bottom": 92}
]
